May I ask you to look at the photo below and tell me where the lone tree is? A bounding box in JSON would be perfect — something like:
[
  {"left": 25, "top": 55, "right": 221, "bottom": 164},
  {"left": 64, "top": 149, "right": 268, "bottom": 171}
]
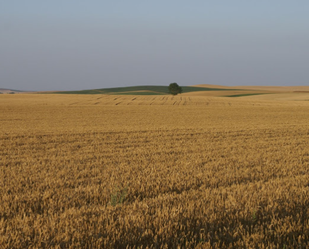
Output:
[{"left": 168, "top": 82, "right": 182, "bottom": 95}]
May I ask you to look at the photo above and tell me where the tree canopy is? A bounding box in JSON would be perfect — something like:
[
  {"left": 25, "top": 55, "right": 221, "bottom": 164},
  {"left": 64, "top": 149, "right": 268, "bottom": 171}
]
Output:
[{"left": 168, "top": 83, "right": 182, "bottom": 95}]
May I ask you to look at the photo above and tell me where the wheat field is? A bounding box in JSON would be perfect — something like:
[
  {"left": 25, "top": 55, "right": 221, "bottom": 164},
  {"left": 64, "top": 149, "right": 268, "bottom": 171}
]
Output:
[{"left": 1, "top": 94, "right": 309, "bottom": 248}]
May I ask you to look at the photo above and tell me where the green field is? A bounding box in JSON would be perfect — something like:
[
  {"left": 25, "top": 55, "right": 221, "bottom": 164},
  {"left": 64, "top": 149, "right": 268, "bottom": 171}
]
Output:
[{"left": 224, "top": 93, "right": 268, "bottom": 97}]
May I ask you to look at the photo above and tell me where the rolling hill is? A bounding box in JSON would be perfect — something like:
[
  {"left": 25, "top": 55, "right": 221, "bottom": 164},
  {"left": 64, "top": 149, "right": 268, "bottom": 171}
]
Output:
[
  {"left": 0, "top": 88, "right": 24, "bottom": 94},
  {"left": 50, "top": 85, "right": 243, "bottom": 96},
  {"left": 7, "top": 84, "right": 308, "bottom": 100}
]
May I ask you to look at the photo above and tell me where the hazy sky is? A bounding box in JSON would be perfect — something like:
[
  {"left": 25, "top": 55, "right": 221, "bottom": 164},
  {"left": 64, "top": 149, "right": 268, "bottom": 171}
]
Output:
[{"left": 1, "top": 1, "right": 309, "bottom": 91}]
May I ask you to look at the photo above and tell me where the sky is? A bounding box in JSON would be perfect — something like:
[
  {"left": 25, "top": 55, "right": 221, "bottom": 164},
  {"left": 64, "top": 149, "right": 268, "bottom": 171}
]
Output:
[{"left": 1, "top": 1, "right": 309, "bottom": 91}]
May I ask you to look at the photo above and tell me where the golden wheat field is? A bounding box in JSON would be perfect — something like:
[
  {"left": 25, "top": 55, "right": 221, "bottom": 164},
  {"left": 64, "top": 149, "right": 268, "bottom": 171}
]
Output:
[{"left": 1, "top": 93, "right": 309, "bottom": 248}]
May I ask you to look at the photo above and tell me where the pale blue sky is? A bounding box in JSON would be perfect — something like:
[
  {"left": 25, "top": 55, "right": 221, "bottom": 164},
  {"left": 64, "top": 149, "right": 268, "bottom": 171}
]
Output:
[{"left": 1, "top": 1, "right": 309, "bottom": 91}]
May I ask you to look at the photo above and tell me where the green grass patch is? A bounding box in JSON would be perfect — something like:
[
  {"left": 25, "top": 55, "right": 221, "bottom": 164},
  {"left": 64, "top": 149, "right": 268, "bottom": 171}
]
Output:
[
  {"left": 182, "top": 86, "right": 241, "bottom": 92},
  {"left": 100, "top": 86, "right": 169, "bottom": 94},
  {"left": 224, "top": 93, "right": 268, "bottom": 97},
  {"left": 112, "top": 91, "right": 166, "bottom": 95}
]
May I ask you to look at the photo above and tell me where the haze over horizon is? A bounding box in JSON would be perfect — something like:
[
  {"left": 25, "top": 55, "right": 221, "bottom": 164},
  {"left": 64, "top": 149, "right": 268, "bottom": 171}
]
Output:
[{"left": 1, "top": 1, "right": 309, "bottom": 91}]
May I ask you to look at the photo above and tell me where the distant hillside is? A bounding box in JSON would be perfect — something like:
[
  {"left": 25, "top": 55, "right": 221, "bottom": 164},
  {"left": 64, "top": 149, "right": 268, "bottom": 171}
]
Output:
[
  {"left": 49, "top": 85, "right": 240, "bottom": 95},
  {"left": 5, "top": 84, "right": 307, "bottom": 99},
  {"left": 194, "top": 84, "right": 309, "bottom": 92},
  {"left": 0, "top": 88, "right": 24, "bottom": 94}
]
